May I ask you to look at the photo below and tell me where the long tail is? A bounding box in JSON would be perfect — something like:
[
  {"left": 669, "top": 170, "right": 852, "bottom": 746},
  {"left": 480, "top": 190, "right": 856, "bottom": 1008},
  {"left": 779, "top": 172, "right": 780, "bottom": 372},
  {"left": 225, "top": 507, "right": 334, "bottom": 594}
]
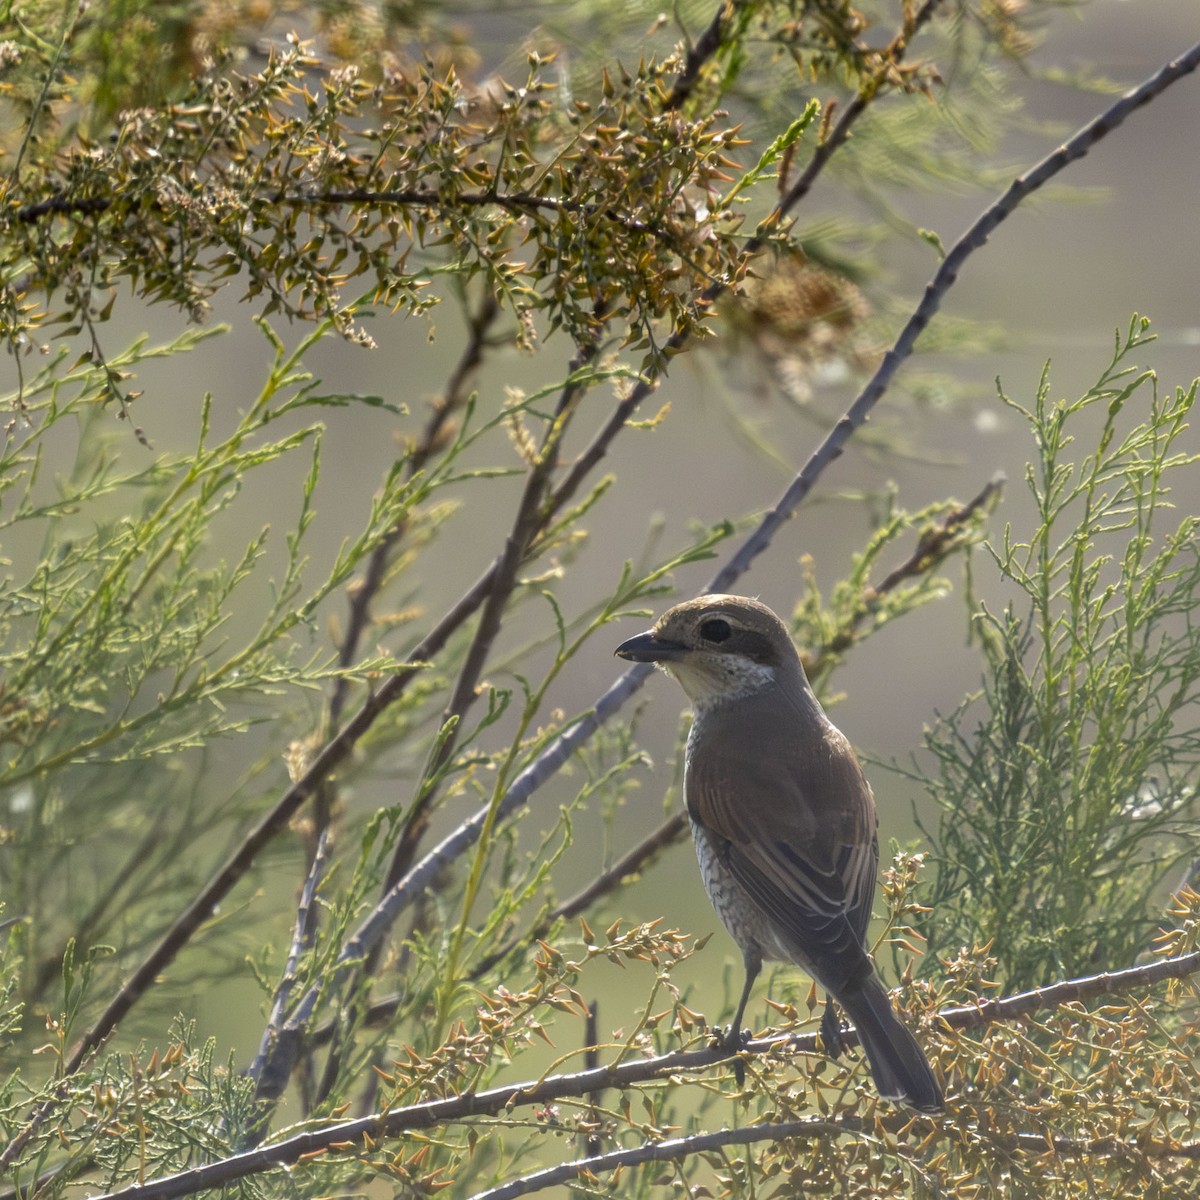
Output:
[{"left": 835, "top": 977, "right": 943, "bottom": 1113}]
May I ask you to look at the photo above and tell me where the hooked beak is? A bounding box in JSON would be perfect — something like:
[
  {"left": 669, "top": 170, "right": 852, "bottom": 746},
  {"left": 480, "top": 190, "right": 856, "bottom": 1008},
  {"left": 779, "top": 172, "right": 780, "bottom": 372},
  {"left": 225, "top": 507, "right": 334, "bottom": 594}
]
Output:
[{"left": 615, "top": 630, "right": 688, "bottom": 663}]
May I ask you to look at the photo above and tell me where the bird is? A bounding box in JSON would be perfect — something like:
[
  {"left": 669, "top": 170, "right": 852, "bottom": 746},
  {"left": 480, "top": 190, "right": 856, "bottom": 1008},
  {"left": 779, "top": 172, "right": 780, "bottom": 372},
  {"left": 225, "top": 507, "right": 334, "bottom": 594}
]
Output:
[{"left": 615, "top": 593, "right": 943, "bottom": 1112}]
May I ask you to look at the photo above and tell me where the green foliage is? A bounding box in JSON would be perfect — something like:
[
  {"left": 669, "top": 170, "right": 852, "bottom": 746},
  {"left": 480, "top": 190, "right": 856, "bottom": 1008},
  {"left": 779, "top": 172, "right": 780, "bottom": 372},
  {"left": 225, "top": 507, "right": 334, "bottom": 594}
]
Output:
[
  {"left": 4, "top": 1018, "right": 257, "bottom": 1198},
  {"left": 918, "top": 317, "right": 1200, "bottom": 987}
]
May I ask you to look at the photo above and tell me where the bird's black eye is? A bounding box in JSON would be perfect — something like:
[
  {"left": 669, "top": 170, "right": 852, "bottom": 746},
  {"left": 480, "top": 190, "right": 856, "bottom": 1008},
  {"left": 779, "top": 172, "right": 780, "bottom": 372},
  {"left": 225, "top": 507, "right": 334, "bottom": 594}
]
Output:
[{"left": 699, "top": 618, "right": 732, "bottom": 643}]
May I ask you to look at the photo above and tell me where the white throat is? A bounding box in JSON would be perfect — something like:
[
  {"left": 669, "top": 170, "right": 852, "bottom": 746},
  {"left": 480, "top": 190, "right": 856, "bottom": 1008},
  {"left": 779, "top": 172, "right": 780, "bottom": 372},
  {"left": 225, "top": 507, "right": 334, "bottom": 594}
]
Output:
[{"left": 663, "top": 655, "right": 777, "bottom": 711}]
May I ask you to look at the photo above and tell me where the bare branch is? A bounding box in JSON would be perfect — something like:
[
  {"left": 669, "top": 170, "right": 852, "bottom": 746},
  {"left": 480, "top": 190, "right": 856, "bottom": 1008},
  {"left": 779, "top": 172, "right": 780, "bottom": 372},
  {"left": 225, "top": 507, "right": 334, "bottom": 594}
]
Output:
[
  {"left": 932, "top": 952, "right": 1200, "bottom": 1031},
  {"left": 329, "top": 291, "right": 501, "bottom": 729},
  {"left": 381, "top": 365, "right": 584, "bottom": 890},
  {"left": 249, "top": 828, "right": 331, "bottom": 1113},
  {"left": 469, "top": 1118, "right": 852, "bottom": 1200},
  {"left": 706, "top": 38, "right": 1200, "bottom": 593}
]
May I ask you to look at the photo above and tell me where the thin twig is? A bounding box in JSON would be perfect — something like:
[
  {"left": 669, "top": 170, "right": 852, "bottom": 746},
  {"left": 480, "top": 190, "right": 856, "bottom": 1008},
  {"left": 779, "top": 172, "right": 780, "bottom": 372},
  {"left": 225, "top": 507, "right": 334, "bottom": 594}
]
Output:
[
  {"left": 15, "top": 188, "right": 669, "bottom": 239},
  {"left": 80, "top": 949, "right": 1200, "bottom": 1200},
  {"left": 285, "top": 354, "right": 599, "bottom": 1117},
  {"left": 381, "top": 371, "right": 581, "bottom": 890},
  {"left": 582, "top": 1001, "right": 602, "bottom": 1159},
  {"left": 706, "top": 40, "right": 1200, "bottom": 593},
  {"left": 932, "top": 953, "right": 1200, "bottom": 1030},
  {"left": 327, "top": 292, "right": 500, "bottom": 753}
]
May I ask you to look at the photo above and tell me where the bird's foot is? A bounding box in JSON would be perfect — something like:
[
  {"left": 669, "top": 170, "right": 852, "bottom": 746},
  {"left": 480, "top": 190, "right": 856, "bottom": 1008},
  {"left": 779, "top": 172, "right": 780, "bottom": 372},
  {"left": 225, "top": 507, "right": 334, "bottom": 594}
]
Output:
[{"left": 712, "top": 1025, "right": 752, "bottom": 1087}]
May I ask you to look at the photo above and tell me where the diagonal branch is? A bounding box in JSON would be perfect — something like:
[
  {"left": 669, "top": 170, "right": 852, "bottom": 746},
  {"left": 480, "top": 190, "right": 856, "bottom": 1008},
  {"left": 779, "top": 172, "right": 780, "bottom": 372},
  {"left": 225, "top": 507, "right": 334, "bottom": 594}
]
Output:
[
  {"left": 380, "top": 342, "right": 599, "bottom": 893},
  {"left": 282, "top": 348, "right": 605, "bottom": 1117},
  {"left": 248, "top": 828, "right": 330, "bottom": 1106},
  {"left": 820, "top": 472, "right": 1004, "bottom": 660},
  {"left": 468, "top": 811, "right": 691, "bottom": 981},
  {"left": 707, "top": 39, "right": 1200, "bottom": 591}
]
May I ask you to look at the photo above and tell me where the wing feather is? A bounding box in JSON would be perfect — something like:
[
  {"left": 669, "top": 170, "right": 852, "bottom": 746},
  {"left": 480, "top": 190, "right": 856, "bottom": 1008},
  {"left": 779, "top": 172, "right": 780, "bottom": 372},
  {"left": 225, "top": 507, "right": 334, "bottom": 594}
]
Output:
[{"left": 686, "top": 687, "right": 879, "bottom": 993}]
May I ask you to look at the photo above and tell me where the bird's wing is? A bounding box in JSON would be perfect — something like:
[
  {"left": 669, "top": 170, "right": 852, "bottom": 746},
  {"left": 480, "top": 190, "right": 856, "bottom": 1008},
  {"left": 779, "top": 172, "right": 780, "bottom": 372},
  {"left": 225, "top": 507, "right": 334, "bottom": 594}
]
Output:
[{"left": 686, "top": 699, "right": 878, "bottom": 991}]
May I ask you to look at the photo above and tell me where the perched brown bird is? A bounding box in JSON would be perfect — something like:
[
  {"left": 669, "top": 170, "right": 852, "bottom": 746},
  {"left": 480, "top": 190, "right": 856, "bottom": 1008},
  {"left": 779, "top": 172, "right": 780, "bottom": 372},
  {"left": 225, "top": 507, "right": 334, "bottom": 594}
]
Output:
[{"left": 616, "top": 594, "right": 942, "bottom": 1112}]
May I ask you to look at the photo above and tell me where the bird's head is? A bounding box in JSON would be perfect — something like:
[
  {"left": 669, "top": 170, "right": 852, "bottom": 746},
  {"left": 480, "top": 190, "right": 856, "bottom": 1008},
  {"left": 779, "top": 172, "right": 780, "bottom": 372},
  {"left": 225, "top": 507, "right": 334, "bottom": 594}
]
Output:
[{"left": 615, "top": 594, "right": 806, "bottom": 706}]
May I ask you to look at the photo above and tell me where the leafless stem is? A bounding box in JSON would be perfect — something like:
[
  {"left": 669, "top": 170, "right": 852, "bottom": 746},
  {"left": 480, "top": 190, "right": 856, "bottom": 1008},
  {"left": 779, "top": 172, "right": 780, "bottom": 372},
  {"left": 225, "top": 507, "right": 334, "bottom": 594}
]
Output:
[
  {"left": 472, "top": 1118, "right": 1200, "bottom": 1200},
  {"left": 307, "top": 813, "right": 692, "bottom": 1043},
  {"left": 581, "top": 1001, "right": 602, "bottom": 1159},
  {"left": 305, "top": 422, "right": 572, "bottom": 1108},
  {"left": 382, "top": 439, "right": 560, "bottom": 887},
  {"left": 249, "top": 827, "right": 331, "bottom": 1114},
  {"left": 707, "top": 38, "right": 1200, "bottom": 593}
]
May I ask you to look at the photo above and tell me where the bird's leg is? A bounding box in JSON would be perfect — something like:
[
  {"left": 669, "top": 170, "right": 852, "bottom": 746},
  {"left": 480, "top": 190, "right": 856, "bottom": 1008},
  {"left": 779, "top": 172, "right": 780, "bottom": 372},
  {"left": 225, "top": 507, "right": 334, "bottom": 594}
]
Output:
[
  {"left": 818, "top": 995, "right": 849, "bottom": 1060},
  {"left": 716, "top": 951, "right": 760, "bottom": 1087}
]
